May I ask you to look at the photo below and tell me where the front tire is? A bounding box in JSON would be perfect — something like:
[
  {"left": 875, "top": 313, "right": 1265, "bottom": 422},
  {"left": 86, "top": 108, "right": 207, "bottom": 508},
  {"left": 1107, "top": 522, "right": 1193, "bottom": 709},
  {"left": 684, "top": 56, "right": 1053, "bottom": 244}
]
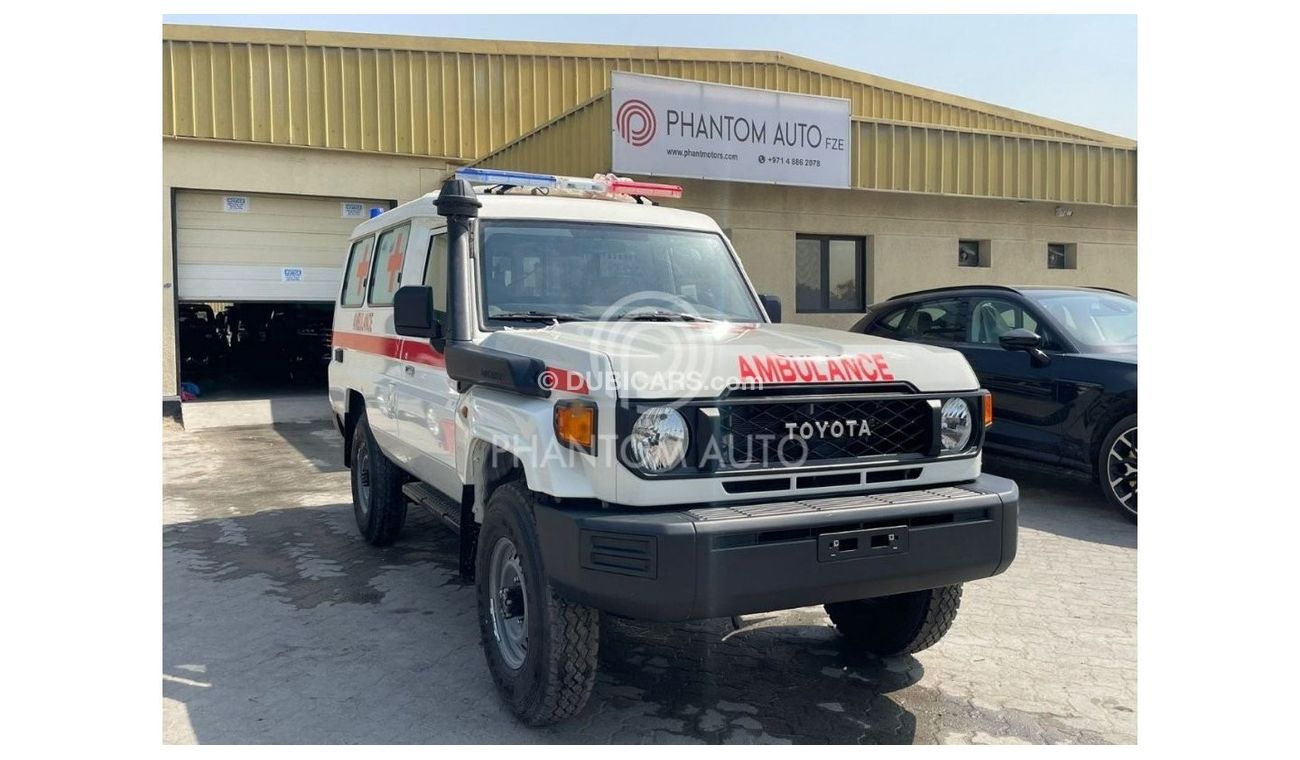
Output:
[
  {"left": 349, "top": 410, "right": 407, "bottom": 546},
  {"left": 825, "top": 584, "right": 962, "bottom": 656},
  {"left": 1099, "top": 414, "right": 1138, "bottom": 522},
  {"left": 476, "top": 481, "right": 599, "bottom": 726}
]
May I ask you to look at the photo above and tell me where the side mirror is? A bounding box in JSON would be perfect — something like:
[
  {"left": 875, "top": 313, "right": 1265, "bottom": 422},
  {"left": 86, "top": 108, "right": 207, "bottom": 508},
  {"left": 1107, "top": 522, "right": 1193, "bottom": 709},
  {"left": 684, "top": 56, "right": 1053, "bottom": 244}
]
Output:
[
  {"left": 393, "top": 286, "right": 441, "bottom": 339},
  {"left": 999, "top": 327, "right": 1050, "bottom": 366},
  {"left": 998, "top": 328, "right": 1042, "bottom": 351},
  {"left": 760, "top": 294, "right": 782, "bottom": 324}
]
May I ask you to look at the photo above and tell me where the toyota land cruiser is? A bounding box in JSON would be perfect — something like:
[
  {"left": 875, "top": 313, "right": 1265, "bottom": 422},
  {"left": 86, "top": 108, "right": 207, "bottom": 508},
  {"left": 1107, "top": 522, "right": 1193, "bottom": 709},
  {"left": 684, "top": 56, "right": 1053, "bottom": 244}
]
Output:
[{"left": 328, "top": 168, "right": 1018, "bottom": 726}]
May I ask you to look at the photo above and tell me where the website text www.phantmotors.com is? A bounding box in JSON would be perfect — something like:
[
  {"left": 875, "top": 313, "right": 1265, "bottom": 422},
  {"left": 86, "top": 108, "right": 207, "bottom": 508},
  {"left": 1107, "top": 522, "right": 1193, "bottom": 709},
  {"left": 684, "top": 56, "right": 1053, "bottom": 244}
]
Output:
[{"left": 665, "top": 147, "right": 739, "bottom": 161}]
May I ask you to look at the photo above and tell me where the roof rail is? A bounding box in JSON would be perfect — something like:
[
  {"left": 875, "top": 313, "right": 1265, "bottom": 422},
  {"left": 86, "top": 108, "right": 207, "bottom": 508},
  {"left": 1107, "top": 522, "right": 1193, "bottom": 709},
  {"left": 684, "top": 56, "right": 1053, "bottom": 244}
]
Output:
[{"left": 887, "top": 284, "right": 1022, "bottom": 301}]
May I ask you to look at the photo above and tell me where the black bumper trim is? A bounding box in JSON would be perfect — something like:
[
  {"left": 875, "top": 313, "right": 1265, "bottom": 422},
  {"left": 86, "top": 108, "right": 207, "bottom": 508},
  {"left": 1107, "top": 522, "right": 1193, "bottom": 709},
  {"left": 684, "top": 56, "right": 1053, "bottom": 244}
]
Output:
[{"left": 534, "top": 473, "right": 1018, "bottom": 621}]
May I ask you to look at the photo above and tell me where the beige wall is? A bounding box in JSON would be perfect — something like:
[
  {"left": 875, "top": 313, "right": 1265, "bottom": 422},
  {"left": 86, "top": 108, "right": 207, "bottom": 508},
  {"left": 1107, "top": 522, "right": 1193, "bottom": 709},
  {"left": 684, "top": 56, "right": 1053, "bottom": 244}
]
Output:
[
  {"left": 162, "top": 139, "right": 457, "bottom": 396},
  {"left": 671, "top": 180, "right": 1137, "bottom": 332}
]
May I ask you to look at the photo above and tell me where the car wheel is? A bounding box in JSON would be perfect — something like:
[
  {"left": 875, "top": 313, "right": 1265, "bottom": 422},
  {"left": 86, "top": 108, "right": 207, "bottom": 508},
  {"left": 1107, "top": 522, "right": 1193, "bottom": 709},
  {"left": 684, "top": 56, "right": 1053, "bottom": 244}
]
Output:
[
  {"left": 825, "top": 584, "right": 962, "bottom": 656},
  {"left": 1100, "top": 414, "right": 1138, "bottom": 522},
  {"left": 349, "top": 410, "right": 408, "bottom": 545},
  {"left": 476, "top": 481, "right": 599, "bottom": 726}
]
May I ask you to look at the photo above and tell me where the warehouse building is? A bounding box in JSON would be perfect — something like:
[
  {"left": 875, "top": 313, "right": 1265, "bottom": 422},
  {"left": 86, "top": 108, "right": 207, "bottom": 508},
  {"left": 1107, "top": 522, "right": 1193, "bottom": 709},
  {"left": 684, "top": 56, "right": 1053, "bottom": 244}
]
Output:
[{"left": 162, "top": 24, "right": 1137, "bottom": 415}]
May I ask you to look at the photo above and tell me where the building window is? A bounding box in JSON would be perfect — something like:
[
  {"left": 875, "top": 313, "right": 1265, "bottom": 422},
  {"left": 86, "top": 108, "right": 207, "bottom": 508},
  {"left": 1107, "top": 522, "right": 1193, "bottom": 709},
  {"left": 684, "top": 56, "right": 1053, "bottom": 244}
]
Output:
[
  {"left": 795, "top": 235, "right": 866, "bottom": 313},
  {"left": 1048, "top": 243, "right": 1077, "bottom": 270},
  {"left": 959, "top": 239, "right": 990, "bottom": 268}
]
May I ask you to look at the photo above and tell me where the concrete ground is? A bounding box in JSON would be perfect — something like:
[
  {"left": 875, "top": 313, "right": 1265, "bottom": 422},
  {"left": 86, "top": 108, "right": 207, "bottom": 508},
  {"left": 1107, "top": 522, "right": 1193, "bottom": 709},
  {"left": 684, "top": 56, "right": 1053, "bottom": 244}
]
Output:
[{"left": 163, "top": 420, "right": 1136, "bottom": 744}]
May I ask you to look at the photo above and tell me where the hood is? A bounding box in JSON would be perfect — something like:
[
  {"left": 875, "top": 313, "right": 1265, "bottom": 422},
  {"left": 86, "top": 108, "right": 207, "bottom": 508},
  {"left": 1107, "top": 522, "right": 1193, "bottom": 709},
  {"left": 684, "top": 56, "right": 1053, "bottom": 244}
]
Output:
[{"left": 482, "top": 321, "right": 979, "bottom": 398}]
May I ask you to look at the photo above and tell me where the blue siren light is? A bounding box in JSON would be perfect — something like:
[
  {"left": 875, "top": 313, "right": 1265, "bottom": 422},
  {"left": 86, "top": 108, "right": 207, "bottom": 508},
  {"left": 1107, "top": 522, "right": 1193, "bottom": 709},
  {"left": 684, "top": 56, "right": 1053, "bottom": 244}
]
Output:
[{"left": 456, "top": 167, "right": 557, "bottom": 188}]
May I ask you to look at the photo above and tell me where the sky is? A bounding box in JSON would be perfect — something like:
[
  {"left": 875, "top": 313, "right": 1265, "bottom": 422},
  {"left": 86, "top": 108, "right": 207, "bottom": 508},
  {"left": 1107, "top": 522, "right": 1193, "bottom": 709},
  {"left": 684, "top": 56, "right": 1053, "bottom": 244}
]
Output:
[{"left": 163, "top": 14, "right": 1136, "bottom": 139}]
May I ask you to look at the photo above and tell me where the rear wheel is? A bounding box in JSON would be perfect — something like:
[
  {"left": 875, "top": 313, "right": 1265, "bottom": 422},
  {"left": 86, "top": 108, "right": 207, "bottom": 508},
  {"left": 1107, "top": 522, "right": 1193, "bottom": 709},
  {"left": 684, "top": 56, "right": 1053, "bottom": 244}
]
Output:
[
  {"left": 825, "top": 584, "right": 962, "bottom": 656},
  {"left": 349, "top": 410, "right": 407, "bottom": 546},
  {"left": 1099, "top": 414, "right": 1138, "bottom": 522},
  {"left": 476, "top": 481, "right": 599, "bottom": 726}
]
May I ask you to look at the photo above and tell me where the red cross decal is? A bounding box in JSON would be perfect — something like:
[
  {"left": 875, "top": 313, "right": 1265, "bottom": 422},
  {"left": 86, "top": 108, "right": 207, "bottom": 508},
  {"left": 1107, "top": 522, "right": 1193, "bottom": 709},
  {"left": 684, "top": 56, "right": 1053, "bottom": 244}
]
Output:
[
  {"left": 386, "top": 233, "right": 406, "bottom": 292},
  {"left": 354, "top": 250, "right": 372, "bottom": 296}
]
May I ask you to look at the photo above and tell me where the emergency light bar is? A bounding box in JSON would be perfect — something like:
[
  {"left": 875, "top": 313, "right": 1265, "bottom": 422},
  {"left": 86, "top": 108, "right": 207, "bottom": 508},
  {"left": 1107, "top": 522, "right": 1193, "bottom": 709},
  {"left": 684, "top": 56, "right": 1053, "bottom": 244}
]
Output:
[{"left": 455, "top": 168, "right": 683, "bottom": 200}]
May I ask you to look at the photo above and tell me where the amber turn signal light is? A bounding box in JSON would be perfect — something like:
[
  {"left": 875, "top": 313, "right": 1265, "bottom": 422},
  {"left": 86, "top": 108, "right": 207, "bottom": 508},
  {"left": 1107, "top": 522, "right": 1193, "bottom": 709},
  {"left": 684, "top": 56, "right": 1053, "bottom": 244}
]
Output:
[
  {"left": 554, "top": 400, "right": 597, "bottom": 454},
  {"left": 984, "top": 394, "right": 994, "bottom": 428}
]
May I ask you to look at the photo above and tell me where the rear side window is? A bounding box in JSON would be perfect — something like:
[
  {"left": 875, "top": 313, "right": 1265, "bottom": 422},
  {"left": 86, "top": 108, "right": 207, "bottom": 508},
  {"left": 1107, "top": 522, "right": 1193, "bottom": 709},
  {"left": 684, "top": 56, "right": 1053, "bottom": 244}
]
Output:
[
  {"left": 340, "top": 237, "right": 374, "bottom": 308},
  {"left": 874, "top": 307, "right": 908, "bottom": 334},
  {"left": 368, "top": 223, "right": 411, "bottom": 306},
  {"left": 901, "top": 298, "right": 970, "bottom": 343}
]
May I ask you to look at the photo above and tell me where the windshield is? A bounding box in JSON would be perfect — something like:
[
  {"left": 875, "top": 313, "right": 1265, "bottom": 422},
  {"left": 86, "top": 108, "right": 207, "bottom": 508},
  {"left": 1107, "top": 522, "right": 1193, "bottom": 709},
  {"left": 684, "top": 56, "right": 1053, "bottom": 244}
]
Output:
[
  {"left": 478, "top": 220, "right": 764, "bottom": 324},
  {"left": 1027, "top": 290, "right": 1137, "bottom": 350}
]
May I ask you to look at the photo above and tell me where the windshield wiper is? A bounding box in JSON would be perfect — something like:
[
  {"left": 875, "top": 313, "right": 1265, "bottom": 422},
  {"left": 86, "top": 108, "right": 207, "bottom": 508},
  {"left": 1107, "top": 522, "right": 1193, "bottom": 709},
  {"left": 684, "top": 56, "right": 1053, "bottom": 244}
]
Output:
[
  {"left": 618, "top": 310, "right": 715, "bottom": 323},
  {"left": 490, "top": 311, "right": 592, "bottom": 324}
]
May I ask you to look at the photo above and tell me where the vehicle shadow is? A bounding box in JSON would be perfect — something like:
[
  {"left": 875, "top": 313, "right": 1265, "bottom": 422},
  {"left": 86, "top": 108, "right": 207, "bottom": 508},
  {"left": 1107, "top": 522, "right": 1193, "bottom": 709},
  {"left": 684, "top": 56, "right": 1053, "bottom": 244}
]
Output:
[
  {"left": 580, "top": 616, "right": 922, "bottom": 743},
  {"left": 268, "top": 420, "right": 346, "bottom": 474},
  {"left": 164, "top": 503, "right": 921, "bottom": 744},
  {"left": 984, "top": 459, "right": 1136, "bottom": 549}
]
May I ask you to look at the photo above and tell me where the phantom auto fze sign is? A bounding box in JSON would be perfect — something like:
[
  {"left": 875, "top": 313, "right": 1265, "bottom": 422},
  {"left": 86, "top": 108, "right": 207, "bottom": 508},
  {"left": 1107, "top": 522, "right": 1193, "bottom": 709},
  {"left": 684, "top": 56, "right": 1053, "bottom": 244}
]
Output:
[{"left": 611, "top": 72, "right": 851, "bottom": 189}]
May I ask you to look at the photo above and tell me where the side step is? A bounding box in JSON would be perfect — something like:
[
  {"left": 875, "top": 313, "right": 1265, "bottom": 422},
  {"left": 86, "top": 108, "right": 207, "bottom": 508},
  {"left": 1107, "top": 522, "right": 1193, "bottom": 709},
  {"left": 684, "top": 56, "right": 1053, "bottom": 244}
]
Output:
[{"left": 403, "top": 482, "right": 462, "bottom": 535}]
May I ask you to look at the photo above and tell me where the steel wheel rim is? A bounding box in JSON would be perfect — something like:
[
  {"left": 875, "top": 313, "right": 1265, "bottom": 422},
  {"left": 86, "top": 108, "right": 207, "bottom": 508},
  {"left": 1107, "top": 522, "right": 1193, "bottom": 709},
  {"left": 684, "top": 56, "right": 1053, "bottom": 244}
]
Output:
[
  {"left": 1107, "top": 427, "right": 1138, "bottom": 516},
  {"left": 488, "top": 537, "right": 529, "bottom": 670},
  {"left": 356, "top": 442, "right": 372, "bottom": 517}
]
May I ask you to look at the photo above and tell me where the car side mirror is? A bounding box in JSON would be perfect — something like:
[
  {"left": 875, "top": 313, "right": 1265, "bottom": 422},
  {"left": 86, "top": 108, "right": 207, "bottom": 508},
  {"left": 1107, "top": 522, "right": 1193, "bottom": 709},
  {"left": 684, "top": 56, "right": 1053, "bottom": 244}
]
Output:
[
  {"left": 999, "top": 328, "right": 1050, "bottom": 366},
  {"left": 760, "top": 294, "right": 782, "bottom": 324},
  {"left": 998, "top": 328, "right": 1042, "bottom": 351},
  {"left": 393, "top": 285, "right": 441, "bottom": 339}
]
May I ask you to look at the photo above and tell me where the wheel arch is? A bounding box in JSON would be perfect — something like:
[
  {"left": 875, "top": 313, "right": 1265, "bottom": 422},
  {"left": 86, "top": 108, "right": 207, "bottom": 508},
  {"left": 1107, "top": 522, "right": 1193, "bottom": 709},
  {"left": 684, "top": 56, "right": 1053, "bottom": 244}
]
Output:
[
  {"left": 1089, "top": 396, "right": 1137, "bottom": 481},
  {"left": 464, "top": 437, "right": 528, "bottom": 525}
]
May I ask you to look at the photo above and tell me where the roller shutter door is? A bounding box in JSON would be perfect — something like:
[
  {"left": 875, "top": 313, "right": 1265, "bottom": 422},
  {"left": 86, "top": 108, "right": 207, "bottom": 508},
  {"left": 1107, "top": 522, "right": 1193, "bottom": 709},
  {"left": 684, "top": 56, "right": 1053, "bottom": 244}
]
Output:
[{"left": 175, "top": 190, "right": 391, "bottom": 302}]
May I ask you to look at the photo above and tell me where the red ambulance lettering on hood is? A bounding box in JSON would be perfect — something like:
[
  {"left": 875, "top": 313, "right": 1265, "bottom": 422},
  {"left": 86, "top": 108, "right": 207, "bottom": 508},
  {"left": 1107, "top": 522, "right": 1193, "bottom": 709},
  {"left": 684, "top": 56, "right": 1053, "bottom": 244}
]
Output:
[{"left": 736, "top": 353, "right": 896, "bottom": 384}]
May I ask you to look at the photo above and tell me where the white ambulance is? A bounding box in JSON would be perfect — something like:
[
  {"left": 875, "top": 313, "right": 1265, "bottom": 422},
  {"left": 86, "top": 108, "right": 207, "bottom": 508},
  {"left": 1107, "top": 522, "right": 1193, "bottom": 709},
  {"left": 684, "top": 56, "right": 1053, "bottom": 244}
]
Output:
[{"left": 328, "top": 168, "right": 1018, "bottom": 725}]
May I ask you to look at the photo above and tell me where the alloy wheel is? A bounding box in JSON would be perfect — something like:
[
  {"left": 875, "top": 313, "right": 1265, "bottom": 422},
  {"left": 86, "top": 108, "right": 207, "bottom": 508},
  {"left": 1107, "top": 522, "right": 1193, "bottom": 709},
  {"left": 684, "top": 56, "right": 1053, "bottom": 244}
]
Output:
[{"left": 1107, "top": 427, "right": 1138, "bottom": 516}]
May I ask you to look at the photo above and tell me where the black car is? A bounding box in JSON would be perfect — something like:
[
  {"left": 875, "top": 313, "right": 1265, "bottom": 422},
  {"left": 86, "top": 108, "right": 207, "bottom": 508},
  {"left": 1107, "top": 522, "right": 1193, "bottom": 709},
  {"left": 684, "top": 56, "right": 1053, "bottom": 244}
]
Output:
[{"left": 854, "top": 285, "right": 1137, "bottom": 521}]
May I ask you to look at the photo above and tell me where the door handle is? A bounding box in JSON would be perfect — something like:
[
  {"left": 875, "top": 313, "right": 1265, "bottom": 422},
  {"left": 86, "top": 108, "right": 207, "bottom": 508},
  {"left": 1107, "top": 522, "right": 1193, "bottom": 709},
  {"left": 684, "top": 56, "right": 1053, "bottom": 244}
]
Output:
[{"left": 404, "top": 365, "right": 415, "bottom": 376}]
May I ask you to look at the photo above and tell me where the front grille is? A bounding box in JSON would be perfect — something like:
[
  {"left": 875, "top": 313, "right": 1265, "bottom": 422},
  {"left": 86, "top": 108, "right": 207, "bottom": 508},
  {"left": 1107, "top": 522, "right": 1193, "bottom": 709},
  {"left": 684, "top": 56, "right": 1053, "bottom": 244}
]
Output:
[{"left": 718, "top": 397, "right": 931, "bottom": 468}]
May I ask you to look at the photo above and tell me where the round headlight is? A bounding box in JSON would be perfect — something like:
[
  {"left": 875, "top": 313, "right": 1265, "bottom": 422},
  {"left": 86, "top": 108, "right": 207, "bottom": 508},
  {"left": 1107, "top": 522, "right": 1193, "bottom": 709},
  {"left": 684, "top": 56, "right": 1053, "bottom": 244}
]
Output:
[
  {"left": 628, "top": 406, "right": 689, "bottom": 472},
  {"left": 940, "top": 397, "right": 973, "bottom": 452}
]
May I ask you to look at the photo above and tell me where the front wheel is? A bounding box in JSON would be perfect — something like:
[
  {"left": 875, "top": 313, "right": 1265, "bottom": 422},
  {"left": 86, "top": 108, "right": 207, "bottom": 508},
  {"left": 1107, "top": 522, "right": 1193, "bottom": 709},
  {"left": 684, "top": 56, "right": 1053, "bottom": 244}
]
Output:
[
  {"left": 1099, "top": 414, "right": 1138, "bottom": 522},
  {"left": 825, "top": 584, "right": 962, "bottom": 656},
  {"left": 476, "top": 481, "right": 599, "bottom": 726}
]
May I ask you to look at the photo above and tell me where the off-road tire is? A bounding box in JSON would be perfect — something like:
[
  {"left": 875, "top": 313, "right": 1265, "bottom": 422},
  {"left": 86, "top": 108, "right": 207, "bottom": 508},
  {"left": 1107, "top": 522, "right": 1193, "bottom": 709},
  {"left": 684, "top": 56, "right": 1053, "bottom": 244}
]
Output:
[
  {"left": 1099, "top": 414, "right": 1138, "bottom": 523},
  {"left": 349, "top": 410, "right": 407, "bottom": 546},
  {"left": 825, "top": 584, "right": 963, "bottom": 656},
  {"left": 477, "top": 481, "right": 599, "bottom": 726}
]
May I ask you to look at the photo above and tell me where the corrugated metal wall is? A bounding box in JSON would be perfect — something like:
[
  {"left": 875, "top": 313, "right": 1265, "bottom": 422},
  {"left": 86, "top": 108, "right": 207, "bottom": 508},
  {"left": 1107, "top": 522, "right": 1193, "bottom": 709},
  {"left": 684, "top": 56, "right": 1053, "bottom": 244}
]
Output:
[
  {"left": 854, "top": 121, "right": 1137, "bottom": 206},
  {"left": 163, "top": 27, "right": 1130, "bottom": 162},
  {"left": 474, "top": 97, "right": 613, "bottom": 177},
  {"left": 473, "top": 96, "right": 1138, "bottom": 207}
]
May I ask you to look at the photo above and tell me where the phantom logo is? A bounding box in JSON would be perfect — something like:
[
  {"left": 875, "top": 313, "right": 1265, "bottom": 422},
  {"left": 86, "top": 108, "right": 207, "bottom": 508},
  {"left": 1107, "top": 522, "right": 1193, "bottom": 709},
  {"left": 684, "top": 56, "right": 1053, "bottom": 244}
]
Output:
[{"left": 615, "top": 99, "right": 656, "bottom": 146}]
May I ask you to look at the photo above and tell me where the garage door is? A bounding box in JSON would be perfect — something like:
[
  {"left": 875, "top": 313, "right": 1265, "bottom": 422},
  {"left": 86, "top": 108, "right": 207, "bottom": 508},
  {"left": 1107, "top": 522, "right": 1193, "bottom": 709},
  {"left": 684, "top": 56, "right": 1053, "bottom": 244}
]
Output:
[{"left": 175, "top": 190, "right": 392, "bottom": 302}]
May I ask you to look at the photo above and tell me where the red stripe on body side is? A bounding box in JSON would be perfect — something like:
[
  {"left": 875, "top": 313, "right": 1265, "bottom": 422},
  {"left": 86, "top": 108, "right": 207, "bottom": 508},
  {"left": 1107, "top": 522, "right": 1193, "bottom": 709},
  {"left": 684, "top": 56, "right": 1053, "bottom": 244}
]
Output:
[
  {"left": 399, "top": 340, "right": 447, "bottom": 368},
  {"left": 542, "top": 367, "right": 589, "bottom": 394},
  {"left": 333, "top": 331, "right": 445, "bottom": 368}
]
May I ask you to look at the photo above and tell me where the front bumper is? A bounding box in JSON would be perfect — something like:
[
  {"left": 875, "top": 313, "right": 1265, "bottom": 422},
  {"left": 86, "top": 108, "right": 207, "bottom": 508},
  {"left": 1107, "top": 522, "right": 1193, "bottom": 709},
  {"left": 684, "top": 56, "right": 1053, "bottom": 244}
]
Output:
[{"left": 535, "top": 473, "right": 1018, "bottom": 621}]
